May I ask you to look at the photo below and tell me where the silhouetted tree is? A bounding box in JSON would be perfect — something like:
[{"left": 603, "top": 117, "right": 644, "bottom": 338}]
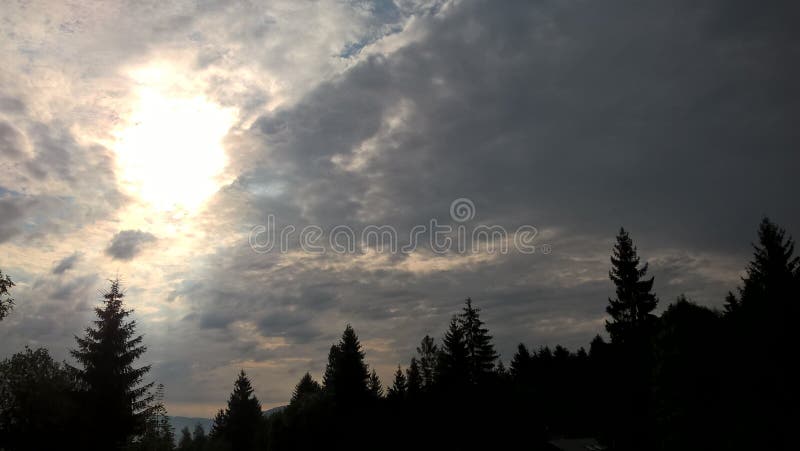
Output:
[
  {"left": 416, "top": 335, "right": 438, "bottom": 388},
  {"left": 605, "top": 228, "right": 658, "bottom": 345},
  {"left": 437, "top": 317, "right": 469, "bottom": 388},
  {"left": 71, "top": 278, "right": 153, "bottom": 450},
  {"left": 724, "top": 218, "right": 800, "bottom": 450},
  {"left": 129, "top": 383, "right": 174, "bottom": 451},
  {"left": 604, "top": 229, "right": 658, "bottom": 450},
  {"left": 459, "top": 298, "right": 498, "bottom": 384},
  {"left": 211, "top": 370, "right": 263, "bottom": 451},
  {"left": 652, "top": 296, "right": 723, "bottom": 451},
  {"left": 0, "top": 269, "right": 14, "bottom": 321},
  {"left": 290, "top": 372, "right": 322, "bottom": 406},
  {"left": 405, "top": 358, "right": 422, "bottom": 398},
  {"left": 368, "top": 369, "right": 383, "bottom": 399},
  {"left": 322, "top": 325, "right": 370, "bottom": 405},
  {"left": 510, "top": 343, "right": 533, "bottom": 381},
  {"left": 0, "top": 347, "right": 78, "bottom": 450},
  {"left": 387, "top": 366, "right": 407, "bottom": 401}
]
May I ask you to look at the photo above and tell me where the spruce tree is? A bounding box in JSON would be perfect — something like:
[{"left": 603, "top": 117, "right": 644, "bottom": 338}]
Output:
[
  {"left": 605, "top": 228, "right": 658, "bottom": 345},
  {"left": 416, "top": 335, "right": 438, "bottom": 388},
  {"left": 290, "top": 372, "right": 322, "bottom": 405},
  {"left": 368, "top": 369, "right": 384, "bottom": 399},
  {"left": 437, "top": 316, "right": 469, "bottom": 387},
  {"left": 387, "top": 366, "right": 407, "bottom": 400},
  {"left": 0, "top": 269, "right": 14, "bottom": 321},
  {"left": 405, "top": 358, "right": 422, "bottom": 398},
  {"left": 71, "top": 278, "right": 153, "bottom": 450},
  {"left": 211, "top": 370, "right": 263, "bottom": 451},
  {"left": 322, "top": 325, "right": 370, "bottom": 405},
  {"left": 728, "top": 218, "right": 800, "bottom": 449},
  {"left": 459, "top": 298, "right": 498, "bottom": 383},
  {"left": 510, "top": 343, "right": 533, "bottom": 381}
]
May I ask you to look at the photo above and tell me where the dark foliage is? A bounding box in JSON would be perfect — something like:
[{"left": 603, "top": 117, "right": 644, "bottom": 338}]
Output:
[
  {"left": 71, "top": 278, "right": 154, "bottom": 450},
  {"left": 0, "top": 268, "right": 14, "bottom": 321},
  {"left": 210, "top": 370, "right": 264, "bottom": 451},
  {"left": 3, "top": 219, "right": 798, "bottom": 451}
]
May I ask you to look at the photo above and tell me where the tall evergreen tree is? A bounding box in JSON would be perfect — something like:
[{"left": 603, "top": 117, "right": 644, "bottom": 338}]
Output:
[
  {"left": 368, "top": 369, "right": 384, "bottom": 399},
  {"left": 437, "top": 316, "right": 469, "bottom": 387},
  {"left": 739, "top": 218, "right": 799, "bottom": 312},
  {"left": 71, "top": 279, "right": 153, "bottom": 450},
  {"left": 605, "top": 228, "right": 658, "bottom": 345},
  {"left": 211, "top": 370, "right": 263, "bottom": 451},
  {"left": 726, "top": 218, "right": 800, "bottom": 449},
  {"left": 0, "top": 269, "right": 15, "bottom": 321},
  {"left": 387, "top": 366, "right": 407, "bottom": 401},
  {"left": 322, "top": 325, "right": 370, "bottom": 405},
  {"left": 291, "top": 372, "right": 322, "bottom": 406},
  {"left": 459, "top": 298, "right": 498, "bottom": 383},
  {"left": 405, "top": 358, "right": 422, "bottom": 398},
  {"left": 510, "top": 343, "right": 533, "bottom": 381},
  {"left": 603, "top": 229, "right": 659, "bottom": 450},
  {"left": 416, "top": 335, "right": 438, "bottom": 388}
]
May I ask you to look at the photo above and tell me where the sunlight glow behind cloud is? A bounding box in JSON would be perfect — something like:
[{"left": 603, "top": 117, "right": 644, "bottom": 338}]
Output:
[{"left": 114, "top": 71, "right": 236, "bottom": 212}]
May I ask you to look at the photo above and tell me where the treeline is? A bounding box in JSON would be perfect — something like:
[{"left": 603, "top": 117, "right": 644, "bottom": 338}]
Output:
[
  {"left": 2, "top": 218, "right": 799, "bottom": 450},
  {"left": 0, "top": 280, "right": 173, "bottom": 450}
]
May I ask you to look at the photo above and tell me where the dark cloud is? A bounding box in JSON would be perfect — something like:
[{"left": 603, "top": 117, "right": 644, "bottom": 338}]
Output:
[
  {"left": 3, "top": 0, "right": 799, "bottom": 412},
  {"left": 0, "top": 121, "right": 30, "bottom": 159},
  {"left": 183, "top": 0, "right": 800, "bottom": 380},
  {"left": 105, "top": 230, "right": 157, "bottom": 261},
  {"left": 52, "top": 252, "right": 81, "bottom": 275},
  {"left": 0, "top": 96, "right": 26, "bottom": 114},
  {"left": 0, "top": 195, "right": 34, "bottom": 244}
]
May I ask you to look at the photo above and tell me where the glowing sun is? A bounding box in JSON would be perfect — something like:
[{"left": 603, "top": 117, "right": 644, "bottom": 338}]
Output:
[{"left": 114, "top": 83, "right": 235, "bottom": 212}]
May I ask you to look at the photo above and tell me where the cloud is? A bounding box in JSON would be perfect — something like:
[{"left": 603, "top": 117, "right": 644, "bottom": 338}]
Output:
[
  {"left": 105, "top": 230, "right": 157, "bottom": 261},
  {"left": 0, "top": 121, "right": 30, "bottom": 159},
  {"left": 2, "top": 0, "right": 799, "bottom": 416},
  {"left": 52, "top": 252, "right": 81, "bottom": 275},
  {"left": 171, "top": 0, "right": 800, "bottom": 406}
]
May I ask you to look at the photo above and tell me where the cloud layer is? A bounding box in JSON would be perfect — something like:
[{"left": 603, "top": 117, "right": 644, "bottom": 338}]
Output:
[{"left": 1, "top": 0, "right": 798, "bottom": 416}]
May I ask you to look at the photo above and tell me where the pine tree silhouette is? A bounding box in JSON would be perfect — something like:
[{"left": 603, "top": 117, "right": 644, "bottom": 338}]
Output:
[
  {"left": 387, "top": 366, "right": 407, "bottom": 401},
  {"left": 368, "top": 369, "right": 384, "bottom": 399},
  {"left": 459, "top": 298, "right": 497, "bottom": 384},
  {"left": 211, "top": 369, "right": 263, "bottom": 451},
  {"left": 726, "top": 218, "right": 800, "bottom": 449},
  {"left": 290, "top": 372, "right": 322, "bottom": 405},
  {"left": 510, "top": 343, "right": 533, "bottom": 381},
  {"left": 405, "top": 358, "right": 422, "bottom": 398},
  {"left": 71, "top": 278, "right": 152, "bottom": 450},
  {"left": 322, "top": 325, "right": 370, "bottom": 405},
  {"left": 606, "top": 228, "right": 658, "bottom": 345},
  {"left": 437, "top": 316, "right": 469, "bottom": 388},
  {"left": 416, "top": 335, "right": 438, "bottom": 388}
]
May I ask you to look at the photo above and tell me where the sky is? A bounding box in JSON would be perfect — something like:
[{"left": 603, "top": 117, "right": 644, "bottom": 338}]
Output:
[{"left": 1, "top": 0, "right": 798, "bottom": 417}]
